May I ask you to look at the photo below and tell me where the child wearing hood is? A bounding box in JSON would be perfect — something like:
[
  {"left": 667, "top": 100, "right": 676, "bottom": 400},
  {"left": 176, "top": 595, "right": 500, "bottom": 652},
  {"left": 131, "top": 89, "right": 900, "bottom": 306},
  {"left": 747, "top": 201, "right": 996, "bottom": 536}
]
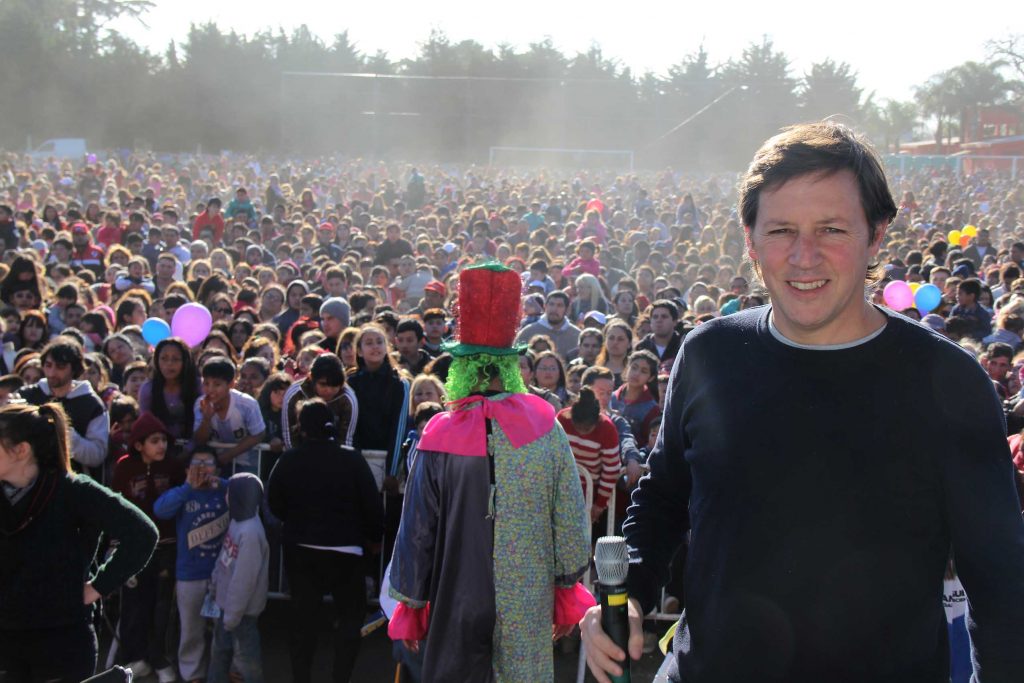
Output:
[{"left": 207, "top": 472, "right": 269, "bottom": 683}]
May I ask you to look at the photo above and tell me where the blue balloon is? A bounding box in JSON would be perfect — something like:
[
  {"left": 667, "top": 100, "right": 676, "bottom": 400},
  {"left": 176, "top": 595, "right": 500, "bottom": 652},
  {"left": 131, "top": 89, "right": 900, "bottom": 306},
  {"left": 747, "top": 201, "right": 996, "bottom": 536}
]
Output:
[
  {"left": 141, "top": 317, "right": 171, "bottom": 346},
  {"left": 914, "top": 283, "right": 942, "bottom": 314}
]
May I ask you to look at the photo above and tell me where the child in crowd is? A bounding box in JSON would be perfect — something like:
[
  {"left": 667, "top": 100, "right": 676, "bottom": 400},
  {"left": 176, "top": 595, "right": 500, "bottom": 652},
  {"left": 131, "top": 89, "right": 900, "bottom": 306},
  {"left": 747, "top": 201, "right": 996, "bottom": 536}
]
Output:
[
  {"left": 122, "top": 360, "right": 149, "bottom": 401},
  {"left": 0, "top": 373, "right": 24, "bottom": 406},
  {"left": 207, "top": 472, "right": 269, "bottom": 683},
  {"left": 154, "top": 448, "right": 229, "bottom": 683},
  {"left": 609, "top": 349, "right": 662, "bottom": 445},
  {"left": 111, "top": 412, "right": 185, "bottom": 681},
  {"left": 107, "top": 394, "right": 140, "bottom": 480},
  {"left": 194, "top": 357, "right": 266, "bottom": 475}
]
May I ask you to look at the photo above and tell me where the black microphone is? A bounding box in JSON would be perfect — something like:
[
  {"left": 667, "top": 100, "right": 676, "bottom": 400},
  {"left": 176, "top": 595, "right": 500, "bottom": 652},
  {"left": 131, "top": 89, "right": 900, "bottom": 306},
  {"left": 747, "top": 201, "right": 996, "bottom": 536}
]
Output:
[{"left": 595, "top": 535, "right": 631, "bottom": 683}]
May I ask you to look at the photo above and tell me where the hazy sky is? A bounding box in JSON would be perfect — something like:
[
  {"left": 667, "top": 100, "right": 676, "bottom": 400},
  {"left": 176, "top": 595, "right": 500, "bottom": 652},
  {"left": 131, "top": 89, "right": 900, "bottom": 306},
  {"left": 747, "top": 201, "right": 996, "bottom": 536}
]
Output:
[{"left": 111, "top": 0, "right": 1018, "bottom": 102}]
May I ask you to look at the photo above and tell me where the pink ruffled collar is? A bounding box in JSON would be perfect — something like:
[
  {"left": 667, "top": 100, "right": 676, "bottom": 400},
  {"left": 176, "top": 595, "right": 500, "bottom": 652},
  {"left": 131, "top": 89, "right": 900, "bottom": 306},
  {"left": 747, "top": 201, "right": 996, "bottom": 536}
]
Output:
[{"left": 418, "top": 393, "right": 555, "bottom": 457}]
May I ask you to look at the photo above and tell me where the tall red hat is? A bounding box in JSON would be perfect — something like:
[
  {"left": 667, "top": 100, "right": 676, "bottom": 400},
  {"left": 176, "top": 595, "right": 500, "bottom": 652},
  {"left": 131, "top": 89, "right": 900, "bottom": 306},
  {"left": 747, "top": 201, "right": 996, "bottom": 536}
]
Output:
[{"left": 442, "top": 262, "right": 526, "bottom": 357}]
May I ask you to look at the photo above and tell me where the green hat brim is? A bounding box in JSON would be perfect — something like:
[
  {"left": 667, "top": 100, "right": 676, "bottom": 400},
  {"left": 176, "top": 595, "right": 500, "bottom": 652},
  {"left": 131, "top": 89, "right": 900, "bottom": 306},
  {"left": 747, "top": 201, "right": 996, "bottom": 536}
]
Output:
[{"left": 440, "top": 341, "right": 528, "bottom": 357}]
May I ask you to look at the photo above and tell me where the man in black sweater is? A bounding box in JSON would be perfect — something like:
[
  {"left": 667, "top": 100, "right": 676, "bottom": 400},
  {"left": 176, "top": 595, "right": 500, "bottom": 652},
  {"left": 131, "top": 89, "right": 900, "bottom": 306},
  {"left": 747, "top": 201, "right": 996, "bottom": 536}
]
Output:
[{"left": 581, "top": 122, "right": 1024, "bottom": 682}]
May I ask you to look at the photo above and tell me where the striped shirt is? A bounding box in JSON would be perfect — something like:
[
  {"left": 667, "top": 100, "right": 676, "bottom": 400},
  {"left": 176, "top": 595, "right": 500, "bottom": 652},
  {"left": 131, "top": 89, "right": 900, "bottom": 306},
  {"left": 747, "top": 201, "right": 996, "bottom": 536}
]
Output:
[{"left": 557, "top": 411, "right": 621, "bottom": 509}]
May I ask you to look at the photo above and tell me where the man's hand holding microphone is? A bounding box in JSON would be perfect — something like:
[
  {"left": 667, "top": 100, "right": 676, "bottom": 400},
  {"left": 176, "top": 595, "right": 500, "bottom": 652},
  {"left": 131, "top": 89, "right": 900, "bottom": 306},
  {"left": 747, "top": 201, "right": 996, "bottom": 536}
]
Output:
[{"left": 580, "top": 536, "right": 646, "bottom": 683}]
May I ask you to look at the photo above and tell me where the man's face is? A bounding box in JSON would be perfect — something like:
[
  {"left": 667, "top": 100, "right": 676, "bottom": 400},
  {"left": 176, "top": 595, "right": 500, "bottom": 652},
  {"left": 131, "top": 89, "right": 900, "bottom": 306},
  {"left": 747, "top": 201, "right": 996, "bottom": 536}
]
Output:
[
  {"left": 395, "top": 330, "right": 421, "bottom": 357},
  {"left": 162, "top": 228, "right": 179, "bottom": 246},
  {"left": 1011, "top": 246, "right": 1024, "bottom": 263},
  {"left": 579, "top": 335, "right": 601, "bottom": 363},
  {"left": 956, "top": 287, "right": 975, "bottom": 308},
  {"left": 156, "top": 257, "right": 176, "bottom": 279},
  {"left": 325, "top": 277, "right": 346, "bottom": 297},
  {"left": 589, "top": 378, "right": 614, "bottom": 411},
  {"left": 42, "top": 358, "right": 74, "bottom": 390},
  {"left": 386, "top": 225, "right": 401, "bottom": 242},
  {"left": 986, "top": 354, "right": 1010, "bottom": 382},
  {"left": 63, "top": 305, "right": 84, "bottom": 329},
  {"left": 978, "top": 229, "right": 991, "bottom": 247},
  {"left": 746, "top": 170, "right": 884, "bottom": 343},
  {"left": 650, "top": 307, "right": 675, "bottom": 337},
  {"left": 398, "top": 258, "right": 415, "bottom": 278},
  {"left": 424, "top": 317, "right": 445, "bottom": 341},
  {"left": 321, "top": 313, "right": 344, "bottom": 339},
  {"left": 930, "top": 270, "right": 949, "bottom": 290},
  {"left": 545, "top": 297, "right": 566, "bottom": 325},
  {"left": 72, "top": 231, "right": 88, "bottom": 247},
  {"left": 424, "top": 290, "right": 443, "bottom": 309},
  {"left": 730, "top": 277, "right": 749, "bottom": 295}
]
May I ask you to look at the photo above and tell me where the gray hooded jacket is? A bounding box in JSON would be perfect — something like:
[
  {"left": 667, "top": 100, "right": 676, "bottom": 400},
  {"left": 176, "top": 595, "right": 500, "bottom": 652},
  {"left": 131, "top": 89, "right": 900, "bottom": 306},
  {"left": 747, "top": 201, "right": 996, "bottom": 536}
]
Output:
[{"left": 210, "top": 473, "right": 269, "bottom": 629}]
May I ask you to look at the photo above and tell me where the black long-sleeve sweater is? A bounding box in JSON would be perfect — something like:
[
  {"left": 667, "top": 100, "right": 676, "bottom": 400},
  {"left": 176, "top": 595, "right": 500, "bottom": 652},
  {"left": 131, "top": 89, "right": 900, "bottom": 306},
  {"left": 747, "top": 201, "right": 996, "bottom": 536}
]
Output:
[
  {"left": 624, "top": 305, "right": 1024, "bottom": 683},
  {"left": 266, "top": 439, "right": 384, "bottom": 549},
  {"left": 0, "top": 471, "right": 158, "bottom": 629}
]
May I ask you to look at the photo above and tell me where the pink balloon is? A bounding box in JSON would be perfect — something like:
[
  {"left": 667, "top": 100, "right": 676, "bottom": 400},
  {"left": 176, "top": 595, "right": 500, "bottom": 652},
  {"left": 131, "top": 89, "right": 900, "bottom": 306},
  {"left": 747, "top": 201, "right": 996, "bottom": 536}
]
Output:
[
  {"left": 883, "top": 280, "right": 914, "bottom": 310},
  {"left": 171, "top": 303, "right": 213, "bottom": 347}
]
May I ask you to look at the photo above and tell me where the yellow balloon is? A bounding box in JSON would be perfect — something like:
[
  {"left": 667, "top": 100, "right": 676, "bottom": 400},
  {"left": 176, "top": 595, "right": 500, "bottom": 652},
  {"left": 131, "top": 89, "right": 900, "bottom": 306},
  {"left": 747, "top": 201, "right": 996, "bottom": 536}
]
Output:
[
  {"left": 948, "top": 229, "right": 962, "bottom": 244},
  {"left": 963, "top": 225, "right": 978, "bottom": 237},
  {"left": 909, "top": 282, "right": 921, "bottom": 294}
]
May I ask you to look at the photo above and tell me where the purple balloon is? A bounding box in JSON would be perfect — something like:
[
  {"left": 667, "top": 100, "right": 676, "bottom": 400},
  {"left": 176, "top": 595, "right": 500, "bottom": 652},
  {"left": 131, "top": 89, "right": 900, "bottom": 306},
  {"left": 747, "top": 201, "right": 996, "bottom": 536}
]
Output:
[
  {"left": 883, "top": 280, "right": 914, "bottom": 310},
  {"left": 171, "top": 303, "right": 213, "bottom": 347}
]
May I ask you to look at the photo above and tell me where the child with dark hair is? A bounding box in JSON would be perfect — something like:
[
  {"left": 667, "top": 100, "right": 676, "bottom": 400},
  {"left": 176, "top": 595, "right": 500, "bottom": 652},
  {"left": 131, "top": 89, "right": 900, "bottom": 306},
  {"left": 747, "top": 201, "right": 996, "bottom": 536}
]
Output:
[
  {"left": 557, "top": 386, "right": 622, "bottom": 523},
  {"left": 194, "top": 357, "right": 266, "bottom": 475},
  {"left": 609, "top": 349, "right": 662, "bottom": 445},
  {"left": 107, "top": 394, "right": 139, "bottom": 477},
  {"left": 111, "top": 412, "right": 185, "bottom": 680},
  {"left": 154, "top": 448, "right": 229, "bottom": 682}
]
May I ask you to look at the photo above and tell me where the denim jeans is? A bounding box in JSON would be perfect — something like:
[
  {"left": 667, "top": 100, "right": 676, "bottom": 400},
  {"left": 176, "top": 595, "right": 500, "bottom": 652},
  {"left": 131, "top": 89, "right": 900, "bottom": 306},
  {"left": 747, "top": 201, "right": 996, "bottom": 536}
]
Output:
[{"left": 207, "top": 615, "right": 262, "bottom": 683}]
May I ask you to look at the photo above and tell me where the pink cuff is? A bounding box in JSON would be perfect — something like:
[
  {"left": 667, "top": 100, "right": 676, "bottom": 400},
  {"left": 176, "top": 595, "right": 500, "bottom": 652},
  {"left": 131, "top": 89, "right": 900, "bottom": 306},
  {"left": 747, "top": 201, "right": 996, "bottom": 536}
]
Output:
[
  {"left": 388, "top": 602, "right": 430, "bottom": 641},
  {"left": 553, "top": 583, "right": 596, "bottom": 626}
]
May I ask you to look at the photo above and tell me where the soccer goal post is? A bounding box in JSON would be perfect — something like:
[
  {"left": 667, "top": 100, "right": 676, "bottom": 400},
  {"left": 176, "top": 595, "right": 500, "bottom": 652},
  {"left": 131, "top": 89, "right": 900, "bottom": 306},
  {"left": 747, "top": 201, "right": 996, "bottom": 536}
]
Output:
[{"left": 488, "top": 146, "right": 634, "bottom": 170}]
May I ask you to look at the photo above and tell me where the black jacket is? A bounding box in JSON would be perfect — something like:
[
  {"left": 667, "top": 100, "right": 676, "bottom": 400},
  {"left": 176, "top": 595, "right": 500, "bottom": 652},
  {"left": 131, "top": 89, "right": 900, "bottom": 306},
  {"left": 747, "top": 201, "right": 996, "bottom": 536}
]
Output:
[
  {"left": 0, "top": 472, "right": 157, "bottom": 629},
  {"left": 267, "top": 439, "right": 384, "bottom": 549}
]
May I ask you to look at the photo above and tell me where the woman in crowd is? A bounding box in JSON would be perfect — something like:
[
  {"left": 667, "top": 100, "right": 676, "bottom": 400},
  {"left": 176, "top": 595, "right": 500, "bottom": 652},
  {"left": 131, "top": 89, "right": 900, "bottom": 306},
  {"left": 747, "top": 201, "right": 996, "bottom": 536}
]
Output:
[
  {"left": 595, "top": 319, "right": 633, "bottom": 388},
  {"left": 139, "top": 337, "right": 200, "bottom": 446},
  {"left": 609, "top": 349, "right": 661, "bottom": 445},
  {"left": 347, "top": 324, "right": 409, "bottom": 563},
  {"left": 532, "top": 349, "right": 571, "bottom": 405},
  {"left": 267, "top": 398, "right": 384, "bottom": 683},
  {"left": 0, "top": 402, "right": 158, "bottom": 682}
]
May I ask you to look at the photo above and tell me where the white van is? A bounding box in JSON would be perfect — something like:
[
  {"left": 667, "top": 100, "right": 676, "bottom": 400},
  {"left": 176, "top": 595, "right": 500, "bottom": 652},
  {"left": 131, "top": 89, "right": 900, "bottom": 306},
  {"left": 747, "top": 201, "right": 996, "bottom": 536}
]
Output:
[{"left": 27, "top": 138, "right": 89, "bottom": 160}]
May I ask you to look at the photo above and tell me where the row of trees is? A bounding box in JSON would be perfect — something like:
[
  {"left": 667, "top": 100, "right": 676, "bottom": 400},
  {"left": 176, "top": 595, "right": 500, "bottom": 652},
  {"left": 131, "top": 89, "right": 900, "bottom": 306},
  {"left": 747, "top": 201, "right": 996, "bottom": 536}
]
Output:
[{"left": 1, "top": 0, "right": 1022, "bottom": 167}]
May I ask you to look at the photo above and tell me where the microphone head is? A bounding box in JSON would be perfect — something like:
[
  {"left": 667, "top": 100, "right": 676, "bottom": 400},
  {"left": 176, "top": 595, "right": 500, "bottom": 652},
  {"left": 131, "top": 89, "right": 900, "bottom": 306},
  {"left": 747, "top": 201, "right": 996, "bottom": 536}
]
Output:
[{"left": 594, "top": 535, "right": 629, "bottom": 586}]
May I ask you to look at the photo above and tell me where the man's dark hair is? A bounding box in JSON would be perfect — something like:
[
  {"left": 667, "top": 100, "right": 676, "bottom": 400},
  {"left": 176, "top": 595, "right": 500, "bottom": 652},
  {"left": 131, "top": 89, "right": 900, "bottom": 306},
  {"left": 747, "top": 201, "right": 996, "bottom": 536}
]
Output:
[
  {"left": 110, "top": 395, "right": 139, "bottom": 424},
  {"left": 40, "top": 338, "right": 84, "bottom": 377},
  {"left": 201, "top": 357, "right": 236, "bottom": 382},
  {"left": 0, "top": 374, "right": 25, "bottom": 392},
  {"left": 422, "top": 308, "right": 446, "bottom": 322},
  {"left": 650, "top": 299, "right": 681, "bottom": 321},
  {"left": 546, "top": 290, "right": 570, "bottom": 307},
  {"left": 374, "top": 310, "right": 400, "bottom": 333},
  {"left": 309, "top": 353, "right": 345, "bottom": 386},
  {"left": 413, "top": 401, "right": 444, "bottom": 428},
  {"left": 207, "top": 197, "right": 222, "bottom": 208},
  {"left": 56, "top": 284, "right": 78, "bottom": 301},
  {"left": 396, "top": 318, "right": 424, "bottom": 340},
  {"left": 739, "top": 121, "right": 897, "bottom": 243},
  {"left": 958, "top": 278, "right": 982, "bottom": 300},
  {"left": 987, "top": 342, "right": 1014, "bottom": 361},
  {"left": 581, "top": 365, "right": 614, "bottom": 386}
]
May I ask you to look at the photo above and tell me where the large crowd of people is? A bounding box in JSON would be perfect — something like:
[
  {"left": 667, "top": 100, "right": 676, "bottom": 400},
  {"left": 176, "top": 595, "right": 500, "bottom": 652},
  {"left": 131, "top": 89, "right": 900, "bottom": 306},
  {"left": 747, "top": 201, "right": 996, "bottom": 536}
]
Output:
[{"left": 0, "top": 144, "right": 1023, "bottom": 682}]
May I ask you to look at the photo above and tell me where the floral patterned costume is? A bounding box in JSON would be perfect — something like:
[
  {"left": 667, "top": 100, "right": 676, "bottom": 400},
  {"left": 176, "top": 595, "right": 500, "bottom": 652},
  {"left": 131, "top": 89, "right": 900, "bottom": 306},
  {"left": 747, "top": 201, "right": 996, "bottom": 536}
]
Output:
[{"left": 389, "top": 392, "right": 591, "bottom": 682}]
